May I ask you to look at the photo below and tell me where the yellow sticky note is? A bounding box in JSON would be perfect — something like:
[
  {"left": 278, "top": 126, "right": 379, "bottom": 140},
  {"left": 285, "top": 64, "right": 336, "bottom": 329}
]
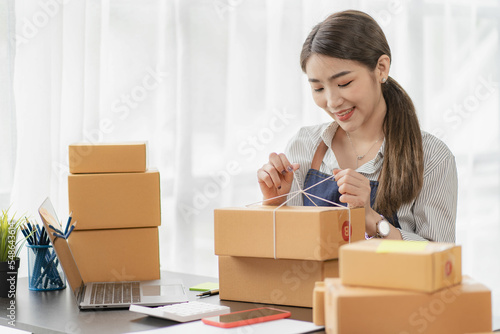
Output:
[
  {"left": 189, "top": 282, "right": 219, "bottom": 291},
  {"left": 376, "top": 240, "right": 429, "bottom": 253}
]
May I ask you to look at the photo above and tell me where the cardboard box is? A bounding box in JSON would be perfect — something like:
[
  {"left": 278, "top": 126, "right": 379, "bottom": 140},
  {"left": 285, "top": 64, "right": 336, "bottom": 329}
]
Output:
[
  {"left": 69, "top": 142, "right": 147, "bottom": 174},
  {"left": 68, "top": 227, "right": 160, "bottom": 282},
  {"left": 68, "top": 170, "right": 161, "bottom": 230},
  {"left": 215, "top": 206, "right": 365, "bottom": 261},
  {"left": 323, "top": 277, "right": 491, "bottom": 334},
  {"left": 218, "top": 256, "right": 339, "bottom": 307},
  {"left": 313, "top": 281, "right": 325, "bottom": 325},
  {"left": 340, "top": 239, "right": 461, "bottom": 292}
]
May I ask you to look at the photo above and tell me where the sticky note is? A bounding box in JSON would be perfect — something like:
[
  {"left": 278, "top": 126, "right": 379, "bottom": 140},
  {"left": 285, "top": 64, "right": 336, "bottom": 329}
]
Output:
[
  {"left": 189, "top": 282, "right": 219, "bottom": 291},
  {"left": 376, "top": 240, "right": 429, "bottom": 253}
]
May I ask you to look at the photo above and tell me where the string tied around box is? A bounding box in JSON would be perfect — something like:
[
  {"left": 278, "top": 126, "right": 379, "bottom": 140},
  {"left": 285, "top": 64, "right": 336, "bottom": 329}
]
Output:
[{"left": 247, "top": 171, "right": 352, "bottom": 259}]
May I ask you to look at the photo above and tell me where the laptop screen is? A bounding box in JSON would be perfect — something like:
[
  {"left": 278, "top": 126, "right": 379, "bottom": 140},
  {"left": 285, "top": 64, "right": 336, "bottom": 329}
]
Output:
[{"left": 38, "top": 197, "right": 86, "bottom": 298}]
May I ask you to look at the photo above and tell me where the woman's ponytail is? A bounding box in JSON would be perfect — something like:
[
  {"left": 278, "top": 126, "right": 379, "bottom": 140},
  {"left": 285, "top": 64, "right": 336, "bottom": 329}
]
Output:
[{"left": 377, "top": 77, "right": 423, "bottom": 218}]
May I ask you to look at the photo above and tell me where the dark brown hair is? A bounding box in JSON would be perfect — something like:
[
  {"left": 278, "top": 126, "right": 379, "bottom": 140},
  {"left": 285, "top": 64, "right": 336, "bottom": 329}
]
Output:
[{"left": 300, "top": 10, "right": 424, "bottom": 218}]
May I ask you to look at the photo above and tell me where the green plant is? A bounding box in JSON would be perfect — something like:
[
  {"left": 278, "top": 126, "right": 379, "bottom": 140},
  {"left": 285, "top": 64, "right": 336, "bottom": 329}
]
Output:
[{"left": 0, "top": 208, "right": 29, "bottom": 262}]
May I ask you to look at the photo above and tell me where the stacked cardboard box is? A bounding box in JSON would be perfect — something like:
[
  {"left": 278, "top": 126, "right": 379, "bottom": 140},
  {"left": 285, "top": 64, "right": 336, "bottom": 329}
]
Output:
[
  {"left": 67, "top": 143, "right": 161, "bottom": 283},
  {"left": 214, "top": 205, "right": 366, "bottom": 307},
  {"left": 313, "top": 239, "right": 492, "bottom": 334}
]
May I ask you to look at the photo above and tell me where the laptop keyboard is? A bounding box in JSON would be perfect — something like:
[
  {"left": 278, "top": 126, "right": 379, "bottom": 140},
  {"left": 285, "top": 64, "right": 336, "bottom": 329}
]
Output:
[{"left": 90, "top": 282, "right": 141, "bottom": 304}]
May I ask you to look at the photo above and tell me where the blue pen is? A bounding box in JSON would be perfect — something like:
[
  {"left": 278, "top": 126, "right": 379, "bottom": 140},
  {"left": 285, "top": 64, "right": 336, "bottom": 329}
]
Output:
[
  {"left": 64, "top": 212, "right": 73, "bottom": 235},
  {"left": 20, "top": 226, "right": 32, "bottom": 245},
  {"left": 20, "top": 225, "right": 28, "bottom": 238},
  {"left": 40, "top": 226, "right": 48, "bottom": 245},
  {"left": 52, "top": 232, "right": 65, "bottom": 239},
  {"left": 27, "top": 218, "right": 37, "bottom": 242},
  {"left": 66, "top": 221, "right": 77, "bottom": 237},
  {"left": 48, "top": 224, "right": 64, "bottom": 235},
  {"left": 35, "top": 223, "right": 42, "bottom": 244},
  {"left": 38, "top": 226, "right": 45, "bottom": 245},
  {"left": 24, "top": 224, "right": 36, "bottom": 245},
  {"left": 34, "top": 251, "right": 59, "bottom": 288}
]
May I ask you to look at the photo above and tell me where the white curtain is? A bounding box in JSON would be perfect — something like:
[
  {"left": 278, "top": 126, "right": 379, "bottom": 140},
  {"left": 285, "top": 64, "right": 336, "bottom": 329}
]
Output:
[
  {"left": 0, "top": 0, "right": 15, "bottom": 206},
  {"left": 6, "top": 0, "right": 500, "bottom": 322}
]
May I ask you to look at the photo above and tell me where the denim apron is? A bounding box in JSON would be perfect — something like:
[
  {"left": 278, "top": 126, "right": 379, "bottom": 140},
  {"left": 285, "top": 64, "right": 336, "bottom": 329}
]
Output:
[{"left": 302, "top": 140, "right": 400, "bottom": 228}]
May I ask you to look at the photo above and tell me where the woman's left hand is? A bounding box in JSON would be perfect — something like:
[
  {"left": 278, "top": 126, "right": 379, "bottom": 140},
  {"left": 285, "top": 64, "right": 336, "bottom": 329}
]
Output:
[
  {"left": 333, "top": 168, "right": 371, "bottom": 210},
  {"left": 334, "top": 168, "right": 402, "bottom": 239}
]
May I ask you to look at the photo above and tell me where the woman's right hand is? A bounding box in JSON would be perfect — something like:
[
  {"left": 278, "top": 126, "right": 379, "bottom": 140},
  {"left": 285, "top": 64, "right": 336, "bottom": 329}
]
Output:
[{"left": 257, "top": 153, "right": 300, "bottom": 205}]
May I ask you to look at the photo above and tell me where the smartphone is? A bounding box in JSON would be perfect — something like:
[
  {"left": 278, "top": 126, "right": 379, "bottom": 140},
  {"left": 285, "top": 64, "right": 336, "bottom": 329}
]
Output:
[{"left": 201, "top": 307, "right": 291, "bottom": 328}]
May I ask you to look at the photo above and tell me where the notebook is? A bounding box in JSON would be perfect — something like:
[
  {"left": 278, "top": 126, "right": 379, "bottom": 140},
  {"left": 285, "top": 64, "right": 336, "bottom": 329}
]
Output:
[{"left": 38, "top": 197, "right": 188, "bottom": 310}]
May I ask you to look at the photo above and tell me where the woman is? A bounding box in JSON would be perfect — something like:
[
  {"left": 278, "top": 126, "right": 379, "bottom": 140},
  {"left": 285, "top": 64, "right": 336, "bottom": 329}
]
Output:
[{"left": 257, "top": 10, "right": 457, "bottom": 242}]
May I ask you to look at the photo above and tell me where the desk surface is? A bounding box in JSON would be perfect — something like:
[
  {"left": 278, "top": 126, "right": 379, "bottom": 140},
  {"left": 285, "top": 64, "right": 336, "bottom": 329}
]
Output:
[{"left": 0, "top": 271, "right": 321, "bottom": 334}]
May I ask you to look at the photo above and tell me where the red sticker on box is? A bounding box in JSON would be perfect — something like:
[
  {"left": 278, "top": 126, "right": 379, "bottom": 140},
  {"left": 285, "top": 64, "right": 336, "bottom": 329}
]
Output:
[
  {"left": 342, "top": 221, "right": 352, "bottom": 242},
  {"left": 445, "top": 260, "right": 452, "bottom": 276}
]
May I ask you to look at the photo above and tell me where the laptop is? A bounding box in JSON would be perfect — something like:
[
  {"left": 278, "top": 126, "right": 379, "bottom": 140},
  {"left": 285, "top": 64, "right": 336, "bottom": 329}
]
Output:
[{"left": 38, "top": 197, "right": 189, "bottom": 309}]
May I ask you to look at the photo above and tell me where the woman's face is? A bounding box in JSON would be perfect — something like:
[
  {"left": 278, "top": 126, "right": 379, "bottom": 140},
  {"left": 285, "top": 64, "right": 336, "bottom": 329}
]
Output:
[{"left": 305, "top": 54, "right": 386, "bottom": 133}]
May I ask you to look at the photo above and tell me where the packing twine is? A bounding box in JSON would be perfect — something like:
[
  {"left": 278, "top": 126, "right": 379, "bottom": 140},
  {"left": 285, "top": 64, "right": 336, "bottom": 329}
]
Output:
[{"left": 248, "top": 171, "right": 352, "bottom": 259}]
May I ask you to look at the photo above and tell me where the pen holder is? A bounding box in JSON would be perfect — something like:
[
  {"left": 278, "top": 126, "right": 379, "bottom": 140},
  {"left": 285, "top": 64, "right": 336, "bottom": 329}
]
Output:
[{"left": 27, "top": 245, "right": 66, "bottom": 291}]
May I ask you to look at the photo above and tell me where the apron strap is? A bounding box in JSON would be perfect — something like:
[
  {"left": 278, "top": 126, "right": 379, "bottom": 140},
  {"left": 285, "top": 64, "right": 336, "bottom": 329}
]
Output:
[{"left": 311, "top": 140, "right": 329, "bottom": 171}]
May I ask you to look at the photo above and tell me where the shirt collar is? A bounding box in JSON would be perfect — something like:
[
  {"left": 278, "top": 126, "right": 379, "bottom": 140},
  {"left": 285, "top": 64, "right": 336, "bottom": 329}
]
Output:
[{"left": 320, "top": 121, "right": 339, "bottom": 150}]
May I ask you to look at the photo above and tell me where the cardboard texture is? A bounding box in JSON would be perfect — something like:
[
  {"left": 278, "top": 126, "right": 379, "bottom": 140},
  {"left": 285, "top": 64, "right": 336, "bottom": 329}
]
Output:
[
  {"left": 214, "top": 206, "right": 365, "bottom": 261},
  {"left": 69, "top": 142, "right": 147, "bottom": 174},
  {"left": 323, "top": 277, "right": 492, "bottom": 334},
  {"left": 68, "top": 227, "right": 160, "bottom": 283},
  {"left": 313, "top": 281, "right": 325, "bottom": 326},
  {"left": 68, "top": 170, "right": 161, "bottom": 230},
  {"left": 340, "top": 239, "right": 462, "bottom": 292},
  {"left": 218, "top": 256, "right": 339, "bottom": 307}
]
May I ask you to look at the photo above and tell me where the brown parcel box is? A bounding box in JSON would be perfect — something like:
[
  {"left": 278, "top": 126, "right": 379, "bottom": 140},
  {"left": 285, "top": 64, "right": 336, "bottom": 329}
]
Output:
[
  {"left": 313, "top": 281, "right": 326, "bottom": 325},
  {"left": 323, "top": 277, "right": 491, "bottom": 334},
  {"left": 69, "top": 142, "right": 147, "bottom": 174},
  {"left": 340, "top": 239, "right": 462, "bottom": 293},
  {"left": 218, "top": 256, "right": 339, "bottom": 308},
  {"left": 215, "top": 206, "right": 365, "bottom": 261},
  {"left": 68, "top": 227, "right": 160, "bottom": 282},
  {"left": 68, "top": 170, "right": 160, "bottom": 230}
]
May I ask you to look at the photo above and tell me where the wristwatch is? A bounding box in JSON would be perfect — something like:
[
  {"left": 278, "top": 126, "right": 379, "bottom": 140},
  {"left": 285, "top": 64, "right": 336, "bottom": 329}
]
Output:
[{"left": 376, "top": 216, "right": 391, "bottom": 238}]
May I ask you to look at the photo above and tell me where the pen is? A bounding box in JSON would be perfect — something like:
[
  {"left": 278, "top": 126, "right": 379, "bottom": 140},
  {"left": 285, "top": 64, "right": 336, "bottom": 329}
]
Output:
[
  {"left": 196, "top": 289, "right": 219, "bottom": 298},
  {"left": 23, "top": 224, "right": 36, "bottom": 245},
  {"left": 64, "top": 212, "right": 73, "bottom": 235},
  {"left": 67, "top": 221, "right": 77, "bottom": 236},
  {"left": 21, "top": 226, "right": 32, "bottom": 245}
]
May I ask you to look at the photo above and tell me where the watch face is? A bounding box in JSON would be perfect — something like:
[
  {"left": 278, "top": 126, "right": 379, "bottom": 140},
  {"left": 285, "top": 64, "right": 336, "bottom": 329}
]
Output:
[{"left": 378, "top": 220, "right": 391, "bottom": 237}]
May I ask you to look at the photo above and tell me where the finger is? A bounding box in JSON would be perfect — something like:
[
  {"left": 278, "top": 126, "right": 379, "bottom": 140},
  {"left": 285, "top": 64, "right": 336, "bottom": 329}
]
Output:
[
  {"left": 277, "top": 153, "right": 295, "bottom": 175},
  {"left": 269, "top": 152, "right": 288, "bottom": 176},
  {"left": 333, "top": 168, "right": 350, "bottom": 181},
  {"left": 338, "top": 183, "right": 362, "bottom": 195},
  {"left": 336, "top": 173, "right": 359, "bottom": 188},
  {"left": 261, "top": 164, "right": 283, "bottom": 189},
  {"left": 276, "top": 153, "right": 298, "bottom": 184},
  {"left": 335, "top": 168, "right": 366, "bottom": 184},
  {"left": 257, "top": 168, "right": 275, "bottom": 188},
  {"left": 338, "top": 194, "right": 365, "bottom": 207}
]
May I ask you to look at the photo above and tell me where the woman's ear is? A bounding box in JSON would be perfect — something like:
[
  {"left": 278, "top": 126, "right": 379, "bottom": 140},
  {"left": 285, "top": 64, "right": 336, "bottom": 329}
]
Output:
[{"left": 376, "top": 54, "right": 391, "bottom": 83}]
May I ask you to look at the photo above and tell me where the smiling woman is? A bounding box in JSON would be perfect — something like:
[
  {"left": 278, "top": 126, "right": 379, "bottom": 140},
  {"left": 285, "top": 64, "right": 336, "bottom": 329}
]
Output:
[{"left": 257, "top": 10, "right": 458, "bottom": 243}]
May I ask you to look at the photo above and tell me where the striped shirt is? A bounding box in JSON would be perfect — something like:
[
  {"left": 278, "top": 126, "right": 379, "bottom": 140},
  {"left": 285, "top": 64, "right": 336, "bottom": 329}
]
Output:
[{"left": 284, "top": 121, "right": 458, "bottom": 242}]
